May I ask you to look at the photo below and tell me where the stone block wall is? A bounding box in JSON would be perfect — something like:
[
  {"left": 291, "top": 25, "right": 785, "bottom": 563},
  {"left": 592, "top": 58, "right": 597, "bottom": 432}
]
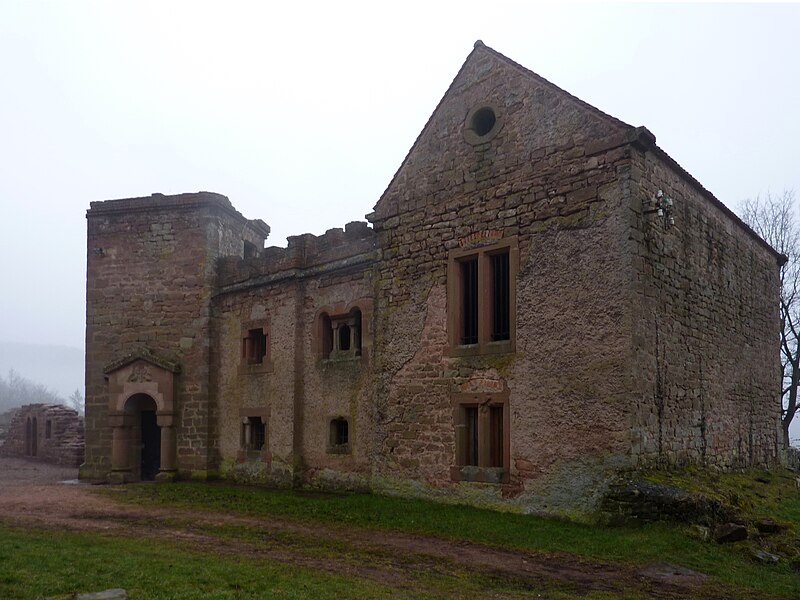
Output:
[
  {"left": 84, "top": 192, "right": 268, "bottom": 480},
  {"left": 213, "top": 223, "right": 377, "bottom": 486},
  {"left": 628, "top": 147, "right": 783, "bottom": 468},
  {"left": 367, "top": 44, "right": 642, "bottom": 512},
  {"left": 1, "top": 404, "right": 84, "bottom": 467},
  {"left": 81, "top": 43, "right": 784, "bottom": 515}
]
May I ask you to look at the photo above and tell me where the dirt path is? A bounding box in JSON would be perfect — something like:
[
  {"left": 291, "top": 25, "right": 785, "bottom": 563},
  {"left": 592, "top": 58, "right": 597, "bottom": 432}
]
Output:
[{"left": 0, "top": 458, "right": 721, "bottom": 599}]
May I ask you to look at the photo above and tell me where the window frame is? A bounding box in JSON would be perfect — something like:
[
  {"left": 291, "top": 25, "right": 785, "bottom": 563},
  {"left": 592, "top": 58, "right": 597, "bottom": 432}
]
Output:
[
  {"left": 237, "top": 407, "right": 270, "bottom": 463},
  {"left": 451, "top": 389, "right": 510, "bottom": 484},
  {"left": 239, "top": 319, "right": 273, "bottom": 375},
  {"left": 447, "top": 238, "right": 517, "bottom": 356},
  {"left": 315, "top": 300, "right": 371, "bottom": 364},
  {"left": 327, "top": 416, "right": 351, "bottom": 455}
]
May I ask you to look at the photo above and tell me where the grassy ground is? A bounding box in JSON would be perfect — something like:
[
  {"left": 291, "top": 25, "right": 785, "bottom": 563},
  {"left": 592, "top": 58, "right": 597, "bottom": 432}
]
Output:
[
  {"left": 0, "top": 526, "right": 405, "bottom": 600},
  {"left": 95, "top": 470, "right": 800, "bottom": 598},
  {"left": 1, "top": 468, "right": 798, "bottom": 599}
]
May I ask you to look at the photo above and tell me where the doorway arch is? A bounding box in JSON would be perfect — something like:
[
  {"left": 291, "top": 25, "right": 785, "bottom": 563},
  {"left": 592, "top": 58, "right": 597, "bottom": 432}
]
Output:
[
  {"left": 105, "top": 352, "right": 179, "bottom": 483},
  {"left": 124, "top": 393, "right": 161, "bottom": 481}
]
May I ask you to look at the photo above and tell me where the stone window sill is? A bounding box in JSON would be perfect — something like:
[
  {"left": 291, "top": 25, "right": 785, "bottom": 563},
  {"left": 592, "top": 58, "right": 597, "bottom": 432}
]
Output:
[{"left": 450, "top": 465, "right": 508, "bottom": 484}]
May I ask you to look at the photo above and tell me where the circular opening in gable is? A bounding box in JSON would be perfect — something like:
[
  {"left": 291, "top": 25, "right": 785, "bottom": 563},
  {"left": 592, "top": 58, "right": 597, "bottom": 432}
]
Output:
[
  {"left": 463, "top": 104, "right": 503, "bottom": 145},
  {"left": 471, "top": 107, "right": 496, "bottom": 137}
]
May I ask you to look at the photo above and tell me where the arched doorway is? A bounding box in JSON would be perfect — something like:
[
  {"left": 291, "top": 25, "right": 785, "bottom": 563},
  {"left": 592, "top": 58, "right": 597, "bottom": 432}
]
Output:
[
  {"left": 125, "top": 393, "right": 161, "bottom": 481},
  {"left": 105, "top": 353, "right": 178, "bottom": 483}
]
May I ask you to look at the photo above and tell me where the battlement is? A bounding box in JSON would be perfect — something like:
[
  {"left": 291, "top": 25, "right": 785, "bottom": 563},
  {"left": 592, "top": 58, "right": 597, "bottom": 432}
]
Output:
[{"left": 217, "top": 221, "right": 377, "bottom": 289}]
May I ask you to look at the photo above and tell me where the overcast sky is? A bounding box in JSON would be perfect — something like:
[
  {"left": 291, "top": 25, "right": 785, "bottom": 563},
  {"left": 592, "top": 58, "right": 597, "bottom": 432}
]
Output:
[{"left": 1, "top": 2, "right": 798, "bottom": 351}]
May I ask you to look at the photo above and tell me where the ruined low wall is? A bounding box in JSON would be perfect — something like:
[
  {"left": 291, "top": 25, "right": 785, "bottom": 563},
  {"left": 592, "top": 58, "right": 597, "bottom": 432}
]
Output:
[{"left": 0, "top": 404, "right": 84, "bottom": 468}]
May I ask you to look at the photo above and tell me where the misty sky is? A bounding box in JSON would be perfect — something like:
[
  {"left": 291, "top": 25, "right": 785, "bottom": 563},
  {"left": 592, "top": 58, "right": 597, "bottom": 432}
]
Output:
[{"left": 1, "top": 2, "right": 799, "bottom": 439}]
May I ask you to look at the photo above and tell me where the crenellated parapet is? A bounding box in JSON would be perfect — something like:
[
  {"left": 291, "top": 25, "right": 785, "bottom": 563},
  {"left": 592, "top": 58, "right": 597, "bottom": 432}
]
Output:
[{"left": 217, "top": 221, "right": 378, "bottom": 291}]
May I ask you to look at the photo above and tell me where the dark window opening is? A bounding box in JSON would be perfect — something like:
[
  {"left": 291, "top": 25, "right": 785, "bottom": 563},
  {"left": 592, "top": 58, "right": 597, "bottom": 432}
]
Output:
[
  {"left": 471, "top": 107, "right": 496, "bottom": 137},
  {"left": 464, "top": 406, "right": 478, "bottom": 466},
  {"left": 455, "top": 400, "right": 507, "bottom": 481},
  {"left": 489, "top": 405, "right": 504, "bottom": 468},
  {"left": 242, "top": 416, "right": 265, "bottom": 452},
  {"left": 339, "top": 324, "right": 351, "bottom": 351},
  {"left": 330, "top": 418, "right": 349, "bottom": 447},
  {"left": 243, "top": 328, "right": 267, "bottom": 365},
  {"left": 460, "top": 257, "right": 479, "bottom": 345},
  {"left": 45, "top": 420, "right": 52, "bottom": 439},
  {"left": 490, "top": 251, "right": 510, "bottom": 341},
  {"left": 320, "top": 308, "right": 363, "bottom": 360}
]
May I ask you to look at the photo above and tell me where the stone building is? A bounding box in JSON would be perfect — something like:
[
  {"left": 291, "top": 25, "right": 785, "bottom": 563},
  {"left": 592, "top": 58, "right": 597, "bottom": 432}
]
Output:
[
  {"left": 81, "top": 43, "right": 784, "bottom": 514},
  {"left": 1, "top": 404, "right": 84, "bottom": 468}
]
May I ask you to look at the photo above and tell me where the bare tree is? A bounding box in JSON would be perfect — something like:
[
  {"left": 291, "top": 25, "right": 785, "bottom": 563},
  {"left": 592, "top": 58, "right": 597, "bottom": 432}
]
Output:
[
  {"left": 0, "top": 368, "right": 64, "bottom": 412},
  {"left": 67, "top": 388, "right": 85, "bottom": 416},
  {"left": 741, "top": 189, "right": 799, "bottom": 446}
]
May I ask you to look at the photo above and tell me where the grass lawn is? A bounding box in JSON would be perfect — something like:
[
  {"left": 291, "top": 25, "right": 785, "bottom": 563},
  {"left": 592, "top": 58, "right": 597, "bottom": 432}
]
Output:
[
  {"left": 0, "top": 526, "right": 405, "bottom": 600},
  {"left": 98, "top": 470, "right": 800, "bottom": 598},
  {"left": 1, "top": 468, "right": 798, "bottom": 599}
]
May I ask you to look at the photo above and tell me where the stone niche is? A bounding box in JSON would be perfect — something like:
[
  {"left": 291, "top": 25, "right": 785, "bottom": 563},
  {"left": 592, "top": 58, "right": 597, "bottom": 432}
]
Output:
[{"left": 0, "top": 403, "right": 84, "bottom": 467}]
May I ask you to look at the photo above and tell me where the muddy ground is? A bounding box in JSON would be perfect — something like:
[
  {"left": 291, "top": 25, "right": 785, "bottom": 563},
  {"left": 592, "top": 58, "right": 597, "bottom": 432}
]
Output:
[{"left": 0, "top": 457, "right": 731, "bottom": 599}]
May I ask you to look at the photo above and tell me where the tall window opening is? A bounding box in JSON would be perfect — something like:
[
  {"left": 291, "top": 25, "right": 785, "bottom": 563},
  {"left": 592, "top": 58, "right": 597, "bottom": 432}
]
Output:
[
  {"left": 490, "top": 251, "right": 510, "bottom": 341},
  {"left": 448, "top": 239, "right": 516, "bottom": 355},
  {"left": 460, "top": 258, "right": 479, "bottom": 345},
  {"left": 489, "top": 405, "right": 504, "bottom": 468},
  {"left": 464, "top": 406, "right": 479, "bottom": 466},
  {"left": 45, "top": 420, "right": 52, "bottom": 440},
  {"left": 339, "top": 324, "right": 351, "bottom": 351},
  {"left": 453, "top": 392, "right": 509, "bottom": 484}
]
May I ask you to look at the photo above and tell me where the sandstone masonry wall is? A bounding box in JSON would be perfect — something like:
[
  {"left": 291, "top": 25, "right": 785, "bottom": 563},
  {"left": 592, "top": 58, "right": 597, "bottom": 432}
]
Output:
[
  {"left": 1, "top": 404, "right": 84, "bottom": 467},
  {"left": 85, "top": 192, "right": 268, "bottom": 479},
  {"left": 368, "top": 46, "right": 641, "bottom": 512},
  {"left": 212, "top": 223, "right": 377, "bottom": 486},
  {"left": 628, "top": 149, "right": 782, "bottom": 468}
]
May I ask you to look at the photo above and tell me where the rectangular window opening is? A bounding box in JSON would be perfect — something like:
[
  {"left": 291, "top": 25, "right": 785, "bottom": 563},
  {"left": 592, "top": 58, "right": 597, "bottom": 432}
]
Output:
[
  {"left": 489, "top": 405, "right": 504, "bottom": 468},
  {"left": 490, "top": 251, "right": 510, "bottom": 342},
  {"left": 460, "top": 257, "right": 479, "bottom": 345},
  {"left": 248, "top": 416, "right": 265, "bottom": 451},
  {"left": 243, "top": 329, "right": 267, "bottom": 365},
  {"left": 464, "top": 406, "right": 479, "bottom": 466}
]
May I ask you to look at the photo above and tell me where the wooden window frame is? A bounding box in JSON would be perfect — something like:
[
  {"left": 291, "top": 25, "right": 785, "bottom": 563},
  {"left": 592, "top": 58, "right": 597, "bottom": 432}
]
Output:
[
  {"left": 450, "top": 389, "right": 510, "bottom": 484},
  {"left": 239, "top": 319, "right": 274, "bottom": 375},
  {"left": 447, "top": 238, "right": 517, "bottom": 356}
]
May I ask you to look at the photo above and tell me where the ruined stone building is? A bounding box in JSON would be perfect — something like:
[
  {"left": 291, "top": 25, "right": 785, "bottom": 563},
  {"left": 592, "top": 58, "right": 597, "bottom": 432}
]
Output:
[
  {"left": 82, "top": 43, "right": 784, "bottom": 513},
  {"left": 1, "top": 404, "right": 84, "bottom": 468}
]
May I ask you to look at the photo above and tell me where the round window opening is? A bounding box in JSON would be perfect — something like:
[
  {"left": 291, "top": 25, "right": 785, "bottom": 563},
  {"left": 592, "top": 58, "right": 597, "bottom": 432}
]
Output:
[{"left": 471, "top": 107, "right": 497, "bottom": 137}]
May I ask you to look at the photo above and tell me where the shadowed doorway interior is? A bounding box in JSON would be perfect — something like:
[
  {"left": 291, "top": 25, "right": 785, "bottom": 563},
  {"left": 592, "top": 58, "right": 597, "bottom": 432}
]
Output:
[{"left": 125, "top": 393, "right": 161, "bottom": 481}]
